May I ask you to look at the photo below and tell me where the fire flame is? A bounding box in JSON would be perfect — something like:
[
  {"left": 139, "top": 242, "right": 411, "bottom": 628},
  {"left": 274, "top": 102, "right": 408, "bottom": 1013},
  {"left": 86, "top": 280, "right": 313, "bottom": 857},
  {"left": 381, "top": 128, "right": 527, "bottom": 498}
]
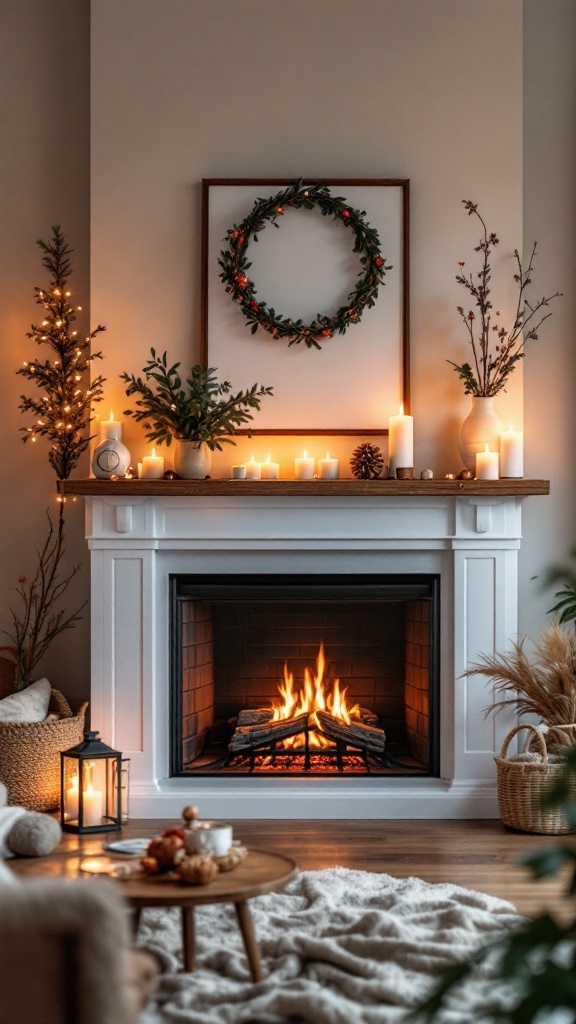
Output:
[{"left": 270, "top": 642, "right": 360, "bottom": 748}]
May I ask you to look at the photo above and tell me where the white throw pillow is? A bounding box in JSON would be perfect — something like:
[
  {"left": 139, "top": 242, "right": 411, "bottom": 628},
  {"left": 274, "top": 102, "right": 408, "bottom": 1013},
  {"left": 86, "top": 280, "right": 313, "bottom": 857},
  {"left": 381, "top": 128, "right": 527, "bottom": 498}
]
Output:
[{"left": 0, "top": 679, "right": 52, "bottom": 723}]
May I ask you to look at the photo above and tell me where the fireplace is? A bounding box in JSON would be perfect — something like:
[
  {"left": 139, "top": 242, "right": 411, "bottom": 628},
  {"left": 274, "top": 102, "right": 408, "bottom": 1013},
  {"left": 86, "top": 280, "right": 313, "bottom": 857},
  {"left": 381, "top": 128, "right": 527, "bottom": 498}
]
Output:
[
  {"left": 71, "top": 484, "right": 547, "bottom": 818},
  {"left": 171, "top": 574, "right": 440, "bottom": 777}
]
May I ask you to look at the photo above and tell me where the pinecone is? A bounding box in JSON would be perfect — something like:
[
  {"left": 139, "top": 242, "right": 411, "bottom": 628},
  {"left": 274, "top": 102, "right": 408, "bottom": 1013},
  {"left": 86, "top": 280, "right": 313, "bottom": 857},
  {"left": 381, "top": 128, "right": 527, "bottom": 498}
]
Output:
[{"left": 350, "top": 443, "right": 384, "bottom": 480}]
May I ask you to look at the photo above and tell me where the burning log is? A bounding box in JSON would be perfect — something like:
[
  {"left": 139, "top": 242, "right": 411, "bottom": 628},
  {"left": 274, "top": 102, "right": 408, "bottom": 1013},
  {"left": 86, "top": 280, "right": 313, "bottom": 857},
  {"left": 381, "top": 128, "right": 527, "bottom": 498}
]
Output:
[
  {"left": 315, "top": 710, "right": 386, "bottom": 754},
  {"left": 229, "top": 711, "right": 311, "bottom": 752},
  {"left": 237, "top": 709, "right": 274, "bottom": 726},
  {"left": 357, "top": 707, "right": 378, "bottom": 726}
]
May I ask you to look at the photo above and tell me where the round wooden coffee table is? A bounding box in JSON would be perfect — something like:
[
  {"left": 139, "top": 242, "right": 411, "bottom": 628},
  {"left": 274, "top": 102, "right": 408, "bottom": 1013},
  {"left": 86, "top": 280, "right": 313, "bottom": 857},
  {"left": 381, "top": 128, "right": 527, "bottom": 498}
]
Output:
[{"left": 121, "top": 848, "right": 297, "bottom": 979}]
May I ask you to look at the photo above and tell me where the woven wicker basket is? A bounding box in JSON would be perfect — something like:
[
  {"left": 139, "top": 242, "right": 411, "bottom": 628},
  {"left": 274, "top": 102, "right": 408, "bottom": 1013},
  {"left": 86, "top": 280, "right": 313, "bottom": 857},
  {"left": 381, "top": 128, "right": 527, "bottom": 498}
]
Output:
[
  {"left": 0, "top": 689, "right": 88, "bottom": 811},
  {"left": 495, "top": 722, "right": 576, "bottom": 835}
]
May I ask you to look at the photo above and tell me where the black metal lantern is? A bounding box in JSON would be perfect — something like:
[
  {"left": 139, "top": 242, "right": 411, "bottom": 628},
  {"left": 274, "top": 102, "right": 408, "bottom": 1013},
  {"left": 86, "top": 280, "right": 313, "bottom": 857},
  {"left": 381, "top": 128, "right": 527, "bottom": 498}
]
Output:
[{"left": 60, "top": 731, "right": 122, "bottom": 834}]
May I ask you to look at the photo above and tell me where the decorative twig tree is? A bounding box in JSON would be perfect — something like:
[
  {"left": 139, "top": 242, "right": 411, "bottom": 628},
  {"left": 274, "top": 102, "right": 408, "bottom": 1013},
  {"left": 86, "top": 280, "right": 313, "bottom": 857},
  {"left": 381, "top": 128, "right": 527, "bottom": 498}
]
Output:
[{"left": 1, "top": 227, "right": 106, "bottom": 689}]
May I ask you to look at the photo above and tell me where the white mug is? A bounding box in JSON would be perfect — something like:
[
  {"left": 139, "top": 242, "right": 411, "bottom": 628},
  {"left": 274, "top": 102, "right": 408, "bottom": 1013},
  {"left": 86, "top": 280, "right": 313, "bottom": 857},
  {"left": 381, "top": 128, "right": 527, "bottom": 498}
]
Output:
[{"left": 185, "top": 821, "right": 233, "bottom": 858}]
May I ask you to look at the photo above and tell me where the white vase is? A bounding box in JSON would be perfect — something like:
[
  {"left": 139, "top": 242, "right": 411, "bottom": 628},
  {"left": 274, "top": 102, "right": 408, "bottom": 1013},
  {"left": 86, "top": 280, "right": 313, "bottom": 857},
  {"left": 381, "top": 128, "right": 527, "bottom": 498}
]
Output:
[
  {"left": 174, "top": 441, "right": 213, "bottom": 479},
  {"left": 459, "top": 397, "right": 503, "bottom": 473}
]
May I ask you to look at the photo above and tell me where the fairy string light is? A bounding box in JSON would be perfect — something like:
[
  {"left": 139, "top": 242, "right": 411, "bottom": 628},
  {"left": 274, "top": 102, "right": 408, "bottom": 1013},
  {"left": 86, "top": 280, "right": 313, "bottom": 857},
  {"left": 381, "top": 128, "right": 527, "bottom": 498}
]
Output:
[{"left": 1, "top": 228, "right": 107, "bottom": 689}]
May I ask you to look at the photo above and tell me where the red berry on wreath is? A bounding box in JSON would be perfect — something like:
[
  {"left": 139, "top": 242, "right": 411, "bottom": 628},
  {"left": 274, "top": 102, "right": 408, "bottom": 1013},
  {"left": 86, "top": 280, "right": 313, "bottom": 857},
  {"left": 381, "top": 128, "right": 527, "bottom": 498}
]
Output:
[
  {"left": 341, "top": 210, "right": 350, "bottom": 219},
  {"left": 277, "top": 206, "right": 285, "bottom": 215},
  {"left": 374, "top": 256, "right": 385, "bottom": 268},
  {"left": 320, "top": 328, "right": 333, "bottom": 338},
  {"left": 232, "top": 230, "right": 239, "bottom": 238},
  {"left": 238, "top": 236, "right": 244, "bottom": 245}
]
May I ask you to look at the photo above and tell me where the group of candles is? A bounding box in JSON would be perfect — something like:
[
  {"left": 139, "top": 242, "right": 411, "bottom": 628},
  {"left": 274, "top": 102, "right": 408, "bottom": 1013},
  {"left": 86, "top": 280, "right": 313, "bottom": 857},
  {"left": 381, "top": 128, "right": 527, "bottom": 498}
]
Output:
[
  {"left": 476, "top": 426, "right": 524, "bottom": 480},
  {"left": 98, "top": 407, "right": 524, "bottom": 482},
  {"left": 232, "top": 452, "right": 340, "bottom": 480}
]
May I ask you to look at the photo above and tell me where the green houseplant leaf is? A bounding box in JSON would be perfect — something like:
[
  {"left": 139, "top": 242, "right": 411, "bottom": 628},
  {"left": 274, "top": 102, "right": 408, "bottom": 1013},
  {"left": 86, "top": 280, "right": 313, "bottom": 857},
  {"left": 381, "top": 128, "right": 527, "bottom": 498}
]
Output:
[{"left": 121, "top": 350, "right": 273, "bottom": 450}]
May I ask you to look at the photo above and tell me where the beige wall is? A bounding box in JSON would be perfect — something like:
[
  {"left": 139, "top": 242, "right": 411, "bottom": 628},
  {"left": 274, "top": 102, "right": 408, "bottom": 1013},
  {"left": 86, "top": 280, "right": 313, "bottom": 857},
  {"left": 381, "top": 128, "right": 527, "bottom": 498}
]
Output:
[
  {"left": 0, "top": 0, "right": 91, "bottom": 704},
  {"left": 90, "top": 0, "right": 524, "bottom": 477},
  {"left": 521, "top": 0, "right": 576, "bottom": 636},
  {"left": 0, "top": 1, "right": 574, "bottom": 705}
]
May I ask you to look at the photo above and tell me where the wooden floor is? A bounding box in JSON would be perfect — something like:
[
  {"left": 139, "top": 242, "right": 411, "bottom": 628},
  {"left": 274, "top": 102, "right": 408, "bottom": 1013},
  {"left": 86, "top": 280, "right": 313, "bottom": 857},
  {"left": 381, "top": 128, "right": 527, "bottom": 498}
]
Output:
[{"left": 10, "top": 818, "right": 571, "bottom": 920}]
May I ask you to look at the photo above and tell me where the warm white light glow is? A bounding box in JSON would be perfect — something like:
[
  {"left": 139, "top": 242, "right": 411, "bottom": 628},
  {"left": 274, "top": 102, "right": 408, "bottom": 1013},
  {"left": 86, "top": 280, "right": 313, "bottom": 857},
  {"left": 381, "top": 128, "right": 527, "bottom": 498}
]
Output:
[{"left": 399, "top": 403, "right": 404, "bottom": 415}]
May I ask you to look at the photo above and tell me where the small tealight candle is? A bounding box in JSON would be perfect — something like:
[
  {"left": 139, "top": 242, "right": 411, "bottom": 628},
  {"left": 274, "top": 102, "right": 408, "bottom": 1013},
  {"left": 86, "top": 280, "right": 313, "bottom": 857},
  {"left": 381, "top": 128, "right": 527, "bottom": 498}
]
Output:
[
  {"left": 295, "top": 450, "right": 315, "bottom": 480},
  {"left": 500, "top": 425, "right": 524, "bottom": 478},
  {"left": 260, "top": 454, "right": 280, "bottom": 480},
  {"left": 231, "top": 464, "right": 246, "bottom": 479},
  {"left": 476, "top": 444, "right": 499, "bottom": 480},
  {"left": 99, "top": 411, "right": 123, "bottom": 441},
  {"left": 244, "top": 456, "right": 261, "bottom": 480},
  {"left": 141, "top": 447, "right": 165, "bottom": 479},
  {"left": 318, "top": 452, "right": 339, "bottom": 479}
]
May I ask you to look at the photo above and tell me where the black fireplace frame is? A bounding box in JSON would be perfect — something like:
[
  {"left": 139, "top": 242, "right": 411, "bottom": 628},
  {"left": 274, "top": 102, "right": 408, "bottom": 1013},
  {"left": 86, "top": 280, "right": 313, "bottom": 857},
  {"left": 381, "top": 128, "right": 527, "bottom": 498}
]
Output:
[{"left": 169, "top": 573, "right": 440, "bottom": 778}]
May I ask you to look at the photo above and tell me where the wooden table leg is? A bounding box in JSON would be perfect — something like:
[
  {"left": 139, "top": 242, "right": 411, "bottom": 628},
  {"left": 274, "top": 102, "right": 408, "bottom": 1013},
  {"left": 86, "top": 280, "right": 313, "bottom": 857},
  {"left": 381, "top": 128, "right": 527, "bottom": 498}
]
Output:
[
  {"left": 181, "top": 906, "right": 196, "bottom": 972},
  {"left": 132, "top": 907, "right": 142, "bottom": 939},
  {"left": 234, "top": 900, "right": 264, "bottom": 983}
]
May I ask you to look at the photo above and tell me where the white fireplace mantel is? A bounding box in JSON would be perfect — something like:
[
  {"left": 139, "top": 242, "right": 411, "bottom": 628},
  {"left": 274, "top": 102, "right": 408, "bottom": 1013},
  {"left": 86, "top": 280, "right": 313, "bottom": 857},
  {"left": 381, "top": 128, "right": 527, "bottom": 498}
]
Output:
[{"left": 67, "top": 481, "right": 548, "bottom": 819}]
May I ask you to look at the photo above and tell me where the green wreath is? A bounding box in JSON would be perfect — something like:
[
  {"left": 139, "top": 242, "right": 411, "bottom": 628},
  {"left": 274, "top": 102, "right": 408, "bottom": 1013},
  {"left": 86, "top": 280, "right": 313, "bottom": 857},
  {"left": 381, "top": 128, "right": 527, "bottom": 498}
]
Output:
[{"left": 218, "top": 180, "right": 390, "bottom": 350}]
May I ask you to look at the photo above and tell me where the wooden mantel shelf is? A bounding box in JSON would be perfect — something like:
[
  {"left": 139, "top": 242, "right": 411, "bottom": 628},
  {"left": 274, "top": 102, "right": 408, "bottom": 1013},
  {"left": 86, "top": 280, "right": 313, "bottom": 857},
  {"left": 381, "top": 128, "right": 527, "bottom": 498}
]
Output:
[{"left": 58, "top": 478, "right": 550, "bottom": 498}]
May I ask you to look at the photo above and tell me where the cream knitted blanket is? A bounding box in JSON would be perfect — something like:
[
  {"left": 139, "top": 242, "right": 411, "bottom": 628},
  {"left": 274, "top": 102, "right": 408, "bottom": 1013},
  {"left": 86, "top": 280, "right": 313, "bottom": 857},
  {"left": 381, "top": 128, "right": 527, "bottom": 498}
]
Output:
[{"left": 138, "top": 867, "right": 521, "bottom": 1024}]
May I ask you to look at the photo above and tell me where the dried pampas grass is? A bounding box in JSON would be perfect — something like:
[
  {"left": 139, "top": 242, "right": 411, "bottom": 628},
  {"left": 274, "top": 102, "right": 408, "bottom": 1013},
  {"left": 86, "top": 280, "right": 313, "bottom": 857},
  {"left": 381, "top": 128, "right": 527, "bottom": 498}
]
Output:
[{"left": 466, "top": 621, "right": 576, "bottom": 730}]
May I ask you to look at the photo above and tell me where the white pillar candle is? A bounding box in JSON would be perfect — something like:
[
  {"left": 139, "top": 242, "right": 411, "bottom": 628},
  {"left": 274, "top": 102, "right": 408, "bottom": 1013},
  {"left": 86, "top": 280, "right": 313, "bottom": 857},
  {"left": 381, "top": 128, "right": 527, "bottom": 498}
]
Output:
[
  {"left": 318, "top": 452, "right": 339, "bottom": 479},
  {"left": 141, "top": 447, "right": 165, "bottom": 479},
  {"left": 100, "top": 411, "right": 123, "bottom": 441},
  {"left": 260, "top": 454, "right": 280, "bottom": 480},
  {"left": 65, "top": 775, "right": 79, "bottom": 820},
  {"left": 476, "top": 444, "right": 499, "bottom": 480},
  {"left": 244, "top": 456, "right": 261, "bottom": 480},
  {"left": 388, "top": 404, "right": 414, "bottom": 476},
  {"left": 500, "top": 426, "right": 524, "bottom": 478},
  {"left": 82, "top": 783, "right": 103, "bottom": 827},
  {"left": 295, "top": 450, "right": 315, "bottom": 480},
  {"left": 231, "top": 464, "right": 246, "bottom": 479},
  {"left": 137, "top": 462, "right": 143, "bottom": 479}
]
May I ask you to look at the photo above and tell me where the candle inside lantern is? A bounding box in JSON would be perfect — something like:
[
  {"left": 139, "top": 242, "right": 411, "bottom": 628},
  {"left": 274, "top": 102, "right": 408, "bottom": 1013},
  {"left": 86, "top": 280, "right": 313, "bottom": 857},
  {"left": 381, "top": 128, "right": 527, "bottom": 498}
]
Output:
[
  {"left": 476, "top": 444, "right": 499, "bottom": 480},
  {"left": 318, "top": 452, "right": 339, "bottom": 479},
  {"left": 388, "top": 404, "right": 414, "bottom": 477},
  {"left": 141, "top": 447, "right": 165, "bottom": 479},
  {"left": 65, "top": 774, "right": 79, "bottom": 820},
  {"left": 99, "top": 410, "right": 123, "bottom": 442},
  {"left": 295, "top": 450, "right": 315, "bottom": 480},
  {"left": 260, "top": 454, "right": 280, "bottom": 480},
  {"left": 500, "top": 425, "right": 523, "bottom": 478},
  {"left": 82, "top": 780, "right": 103, "bottom": 827},
  {"left": 244, "top": 456, "right": 261, "bottom": 480}
]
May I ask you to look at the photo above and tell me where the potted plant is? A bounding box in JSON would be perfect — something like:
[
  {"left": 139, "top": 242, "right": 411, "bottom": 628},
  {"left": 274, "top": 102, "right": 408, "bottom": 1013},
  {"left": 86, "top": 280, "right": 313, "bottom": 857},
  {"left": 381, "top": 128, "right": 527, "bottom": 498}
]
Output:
[
  {"left": 465, "top": 620, "right": 576, "bottom": 834},
  {"left": 121, "top": 349, "right": 273, "bottom": 478},
  {"left": 449, "top": 200, "right": 561, "bottom": 470}
]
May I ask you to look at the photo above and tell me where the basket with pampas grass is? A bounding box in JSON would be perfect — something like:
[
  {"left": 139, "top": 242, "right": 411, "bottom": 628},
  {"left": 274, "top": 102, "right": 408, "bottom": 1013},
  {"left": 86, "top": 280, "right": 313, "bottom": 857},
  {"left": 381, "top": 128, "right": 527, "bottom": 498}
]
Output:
[{"left": 465, "top": 621, "right": 576, "bottom": 833}]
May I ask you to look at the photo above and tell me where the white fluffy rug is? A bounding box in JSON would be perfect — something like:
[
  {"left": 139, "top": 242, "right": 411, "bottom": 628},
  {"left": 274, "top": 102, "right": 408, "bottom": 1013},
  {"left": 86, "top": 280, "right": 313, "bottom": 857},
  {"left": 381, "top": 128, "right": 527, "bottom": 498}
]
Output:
[{"left": 138, "top": 867, "right": 521, "bottom": 1024}]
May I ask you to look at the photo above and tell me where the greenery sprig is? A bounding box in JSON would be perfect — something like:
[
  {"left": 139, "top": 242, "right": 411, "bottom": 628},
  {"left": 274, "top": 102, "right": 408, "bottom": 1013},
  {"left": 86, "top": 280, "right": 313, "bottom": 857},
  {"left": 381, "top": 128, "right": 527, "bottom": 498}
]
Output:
[
  {"left": 121, "top": 349, "right": 273, "bottom": 449},
  {"left": 218, "top": 179, "right": 390, "bottom": 350},
  {"left": 18, "top": 226, "right": 106, "bottom": 479},
  {"left": 448, "top": 200, "right": 561, "bottom": 396}
]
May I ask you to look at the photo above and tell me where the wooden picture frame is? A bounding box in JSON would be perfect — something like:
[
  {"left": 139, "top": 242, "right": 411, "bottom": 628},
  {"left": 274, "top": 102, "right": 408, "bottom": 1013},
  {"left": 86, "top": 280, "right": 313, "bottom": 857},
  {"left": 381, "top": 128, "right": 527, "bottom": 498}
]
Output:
[{"left": 201, "top": 178, "right": 410, "bottom": 435}]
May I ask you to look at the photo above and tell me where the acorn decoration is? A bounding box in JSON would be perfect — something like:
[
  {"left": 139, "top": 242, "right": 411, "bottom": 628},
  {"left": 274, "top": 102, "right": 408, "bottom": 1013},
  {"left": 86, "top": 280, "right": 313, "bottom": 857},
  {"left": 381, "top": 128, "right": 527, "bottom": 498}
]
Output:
[{"left": 350, "top": 443, "right": 384, "bottom": 480}]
